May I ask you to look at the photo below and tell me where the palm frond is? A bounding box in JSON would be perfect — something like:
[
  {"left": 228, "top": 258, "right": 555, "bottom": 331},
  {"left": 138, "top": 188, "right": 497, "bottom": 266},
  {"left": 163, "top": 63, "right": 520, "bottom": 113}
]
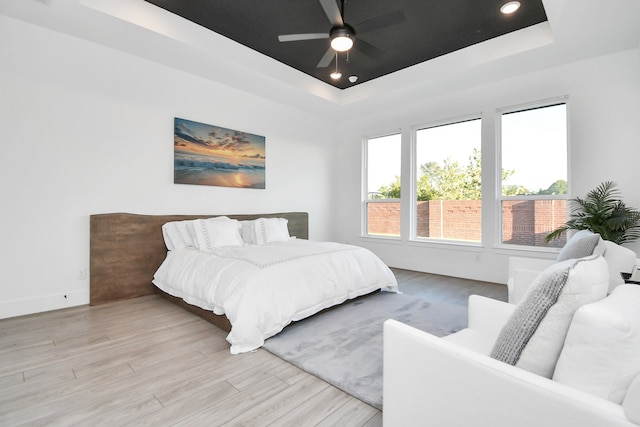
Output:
[
  {"left": 545, "top": 181, "right": 640, "bottom": 245},
  {"left": 545, "top": 225, "right": 570, "bottom": 242}
]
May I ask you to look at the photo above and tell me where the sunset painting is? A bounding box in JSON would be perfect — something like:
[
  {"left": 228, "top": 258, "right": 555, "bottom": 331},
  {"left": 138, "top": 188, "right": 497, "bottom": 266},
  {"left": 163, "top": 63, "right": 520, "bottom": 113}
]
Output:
[{"left": 174, "top": 117, "right": 265, "bottom": 189}]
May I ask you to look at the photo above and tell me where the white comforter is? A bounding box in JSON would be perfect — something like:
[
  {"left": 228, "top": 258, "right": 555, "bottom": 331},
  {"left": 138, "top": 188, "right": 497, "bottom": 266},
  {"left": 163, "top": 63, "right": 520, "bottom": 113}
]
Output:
[{"left": 153, "top": 239, "right": 398, "bottom": 353}]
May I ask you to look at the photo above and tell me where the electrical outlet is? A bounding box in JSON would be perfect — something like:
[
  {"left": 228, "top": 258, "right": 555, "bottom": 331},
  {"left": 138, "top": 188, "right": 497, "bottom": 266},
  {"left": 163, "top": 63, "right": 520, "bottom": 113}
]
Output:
[{"left": 77, "top": 268, "right": 88, "bottom": 280}]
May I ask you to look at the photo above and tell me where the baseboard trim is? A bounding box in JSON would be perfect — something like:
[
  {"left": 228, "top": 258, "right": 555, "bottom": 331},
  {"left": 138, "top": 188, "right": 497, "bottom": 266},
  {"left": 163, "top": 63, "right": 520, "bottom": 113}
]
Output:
[{"left": 0, "top": 290, "right": 89, "bottom": 319}]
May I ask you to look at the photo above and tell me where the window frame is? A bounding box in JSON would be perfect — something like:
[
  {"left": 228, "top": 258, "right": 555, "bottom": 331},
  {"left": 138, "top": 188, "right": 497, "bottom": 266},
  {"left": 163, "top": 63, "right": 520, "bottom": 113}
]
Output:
[
  {"left": 409, "top": 113, "right": 483, "bottom": 245},
  {"left": 362, "top": 130, "right": 403, "bottom": 239},
  {"left": 496, "top": 96, "right": 570, "bottom": 250}
]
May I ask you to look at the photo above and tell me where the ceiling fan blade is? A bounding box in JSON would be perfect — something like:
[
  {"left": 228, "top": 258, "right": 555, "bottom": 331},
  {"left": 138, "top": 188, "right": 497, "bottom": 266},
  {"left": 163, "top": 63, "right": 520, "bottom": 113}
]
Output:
[
  {"left": 278, "top": 33, "right": 328, "bottom": 42},
  {"left": 355, "top": 39, "right": 386, "bottom": 61},
  {"left": 319, "top": 0, "right": 343, "bottom": 26},
  {"left": 317, "top": 47, "right": 335, "bottom": 68},
  {"left": 356, "top": 10, "right": 406, "bottom": 35}
]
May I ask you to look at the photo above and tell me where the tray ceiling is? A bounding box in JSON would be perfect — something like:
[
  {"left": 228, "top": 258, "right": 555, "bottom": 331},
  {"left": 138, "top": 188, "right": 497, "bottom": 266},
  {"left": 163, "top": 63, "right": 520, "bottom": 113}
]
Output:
[{"left": 143, "top": 0, "right": 548, "bottom": 89}]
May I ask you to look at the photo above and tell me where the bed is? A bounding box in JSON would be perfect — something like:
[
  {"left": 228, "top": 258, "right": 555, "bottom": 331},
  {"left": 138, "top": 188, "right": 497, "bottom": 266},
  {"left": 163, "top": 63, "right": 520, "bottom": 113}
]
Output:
[{"left": 90, "top": 212, "right": 398, "bottom": 353}]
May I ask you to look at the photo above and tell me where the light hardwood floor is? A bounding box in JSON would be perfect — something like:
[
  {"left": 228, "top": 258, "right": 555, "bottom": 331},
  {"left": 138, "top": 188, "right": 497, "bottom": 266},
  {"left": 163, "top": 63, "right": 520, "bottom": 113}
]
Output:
[{"left": 0, "top": 269, "right": 506, "bottom": 426}]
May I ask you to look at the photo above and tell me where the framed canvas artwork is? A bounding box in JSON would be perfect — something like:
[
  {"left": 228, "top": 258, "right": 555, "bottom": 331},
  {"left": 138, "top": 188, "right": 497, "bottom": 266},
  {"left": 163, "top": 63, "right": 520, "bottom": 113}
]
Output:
[{"left": 174, "top": 117, "right": 265, "bottom": 189}]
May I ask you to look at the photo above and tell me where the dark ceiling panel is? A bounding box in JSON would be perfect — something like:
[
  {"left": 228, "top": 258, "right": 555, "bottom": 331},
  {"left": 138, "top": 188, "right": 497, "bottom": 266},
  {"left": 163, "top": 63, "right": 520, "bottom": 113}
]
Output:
[{"left": 143, "top": 0, "right": 547, "bottom": 89}]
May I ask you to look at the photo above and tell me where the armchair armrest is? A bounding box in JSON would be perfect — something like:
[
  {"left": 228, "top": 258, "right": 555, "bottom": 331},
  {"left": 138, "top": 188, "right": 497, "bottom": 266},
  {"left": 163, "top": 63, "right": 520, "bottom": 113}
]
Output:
[
  {"left": 467, "top": 295, "right": 516, "bottom": 334},
  {"left": 383, "top": 319, "right": 635, "bottom": 427},
  {"left": 507, "top": 256, "right": 555, "bottom": 304},
  {"left": 443, "top": 296, "right": 515, "bottom": 354}
]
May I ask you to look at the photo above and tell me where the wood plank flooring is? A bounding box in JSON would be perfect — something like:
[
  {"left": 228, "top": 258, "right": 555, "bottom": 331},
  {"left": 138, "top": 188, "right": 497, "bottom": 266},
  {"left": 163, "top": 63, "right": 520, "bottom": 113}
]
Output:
[{"left": 0, "top": 269, "right": 506, "bottom": 426}]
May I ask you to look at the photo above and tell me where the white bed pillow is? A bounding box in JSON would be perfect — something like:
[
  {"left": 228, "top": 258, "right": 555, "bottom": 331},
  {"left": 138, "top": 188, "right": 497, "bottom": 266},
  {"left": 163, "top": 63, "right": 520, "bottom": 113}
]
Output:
[
  {"left": 239, "top": 218, "right": 291, "bottom": 245},
  {"left": 195, "top": 217, "right": 244, "bottom": 251},
  {"left": 162, "top": 219, "right": 199, "bottom": 250},
  {"left": 257, "top": 217, "right": 290, "bottom": 244},
  {"left": 553, "top": 284, "right": 640, "bottom": 404},
  {"left": 239, "top": 220, "right": 258, "bottom": 245},
  {"left": 161, "top": 216, "right": 232, "bottom": 251}
]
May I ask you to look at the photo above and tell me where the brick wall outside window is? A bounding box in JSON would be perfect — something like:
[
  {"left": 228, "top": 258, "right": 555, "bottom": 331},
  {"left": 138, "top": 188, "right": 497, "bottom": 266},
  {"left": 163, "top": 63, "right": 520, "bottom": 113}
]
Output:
[{"left": 367, "top": 199, "right": 567, "bottom": 247}]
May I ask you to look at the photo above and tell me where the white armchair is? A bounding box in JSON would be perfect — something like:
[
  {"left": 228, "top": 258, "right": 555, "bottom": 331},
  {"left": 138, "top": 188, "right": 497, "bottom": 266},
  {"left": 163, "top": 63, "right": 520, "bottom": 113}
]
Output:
[
  {"left": 383, "top": 312, "right": 640, "bottom": 427},
  {"left": 384, "top": 288, "right": 640, "bottom": 426},
  {"left": 384, "top": 246, "right": 640, "bottom": 427}
]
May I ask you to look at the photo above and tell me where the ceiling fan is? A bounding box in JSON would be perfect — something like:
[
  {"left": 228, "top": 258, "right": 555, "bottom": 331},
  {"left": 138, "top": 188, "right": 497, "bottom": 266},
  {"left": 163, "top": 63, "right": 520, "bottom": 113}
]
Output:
[{"left": 277, "top": 0, "right": 405, "bottom": 68}]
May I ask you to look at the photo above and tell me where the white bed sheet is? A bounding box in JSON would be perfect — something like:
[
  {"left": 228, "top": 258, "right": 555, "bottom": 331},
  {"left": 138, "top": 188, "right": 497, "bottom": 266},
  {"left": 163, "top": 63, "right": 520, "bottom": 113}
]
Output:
[{"left": 153, "top": 239, "right": 398, "bottom": 354}]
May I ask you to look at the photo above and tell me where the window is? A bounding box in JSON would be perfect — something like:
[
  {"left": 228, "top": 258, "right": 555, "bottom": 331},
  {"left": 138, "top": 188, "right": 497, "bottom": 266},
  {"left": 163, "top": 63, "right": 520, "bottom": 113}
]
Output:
[
  {"left": 364, "top": 133, "right": 401, "bottom": 237},
  {"left": 413, "top": 118, "right": 482, "bottom": 242},
  {"left": 499, "top": 101, "right": 568, "bottom": 248}
]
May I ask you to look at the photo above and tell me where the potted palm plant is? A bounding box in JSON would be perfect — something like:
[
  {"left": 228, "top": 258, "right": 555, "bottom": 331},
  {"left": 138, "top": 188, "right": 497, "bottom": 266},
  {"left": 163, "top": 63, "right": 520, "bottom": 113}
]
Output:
[{"left": 546, "top": 181, "right": 640, "bottom": 244}]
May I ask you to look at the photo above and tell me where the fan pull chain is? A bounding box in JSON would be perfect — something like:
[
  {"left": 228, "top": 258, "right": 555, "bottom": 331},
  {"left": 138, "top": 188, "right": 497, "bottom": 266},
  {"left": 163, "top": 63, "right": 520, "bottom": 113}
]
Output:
[{"left": 330, "top": 52, "right": 342, "bottom": 80}]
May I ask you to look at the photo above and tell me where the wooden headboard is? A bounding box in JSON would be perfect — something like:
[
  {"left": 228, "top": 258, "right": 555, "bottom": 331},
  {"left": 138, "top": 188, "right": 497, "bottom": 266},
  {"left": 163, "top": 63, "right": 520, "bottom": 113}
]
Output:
[{"left": 90, "top": 212, "right": 309, "bottom": 305}]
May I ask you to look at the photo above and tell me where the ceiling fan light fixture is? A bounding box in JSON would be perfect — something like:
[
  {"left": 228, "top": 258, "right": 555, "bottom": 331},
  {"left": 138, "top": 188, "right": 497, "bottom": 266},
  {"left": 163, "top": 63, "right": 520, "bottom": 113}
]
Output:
[
  {"left": 330, "top": 25, "right": 355, "bottom": 52},
  {"left": 500, "top": 1, "right": 521, "bottom": 14}
]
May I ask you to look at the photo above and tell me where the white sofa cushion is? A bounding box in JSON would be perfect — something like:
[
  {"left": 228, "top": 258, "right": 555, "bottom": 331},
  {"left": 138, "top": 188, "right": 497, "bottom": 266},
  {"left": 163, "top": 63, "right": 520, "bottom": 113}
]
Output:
[
  {"left": 602, "top": 240, "right": 637, "bottom": 292},
  {"left": 553, "top": 284, "right": 640, "bottom": 404},
  {"left": 491, "top": 255, "right": 609, "bottom": 378},
  {"left": 624, "top": 374, "right": 640, "bottom": 424}
]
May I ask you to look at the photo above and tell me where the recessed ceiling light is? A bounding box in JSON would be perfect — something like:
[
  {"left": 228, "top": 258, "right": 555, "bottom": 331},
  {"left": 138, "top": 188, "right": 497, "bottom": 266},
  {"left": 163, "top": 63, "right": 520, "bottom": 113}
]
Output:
[
  {"left": 348, "top": 75, "right": 358, "bottom": 83},
  {"left": 500, "top": 1, "right": 521, "bottom": 14}
]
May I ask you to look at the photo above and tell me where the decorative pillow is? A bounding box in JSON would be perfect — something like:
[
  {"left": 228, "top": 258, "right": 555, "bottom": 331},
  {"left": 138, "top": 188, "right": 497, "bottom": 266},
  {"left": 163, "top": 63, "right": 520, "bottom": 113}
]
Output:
[
  {"left": 556, "top": 229, "right": 601, "bottom": 262},
  {"left": 491, "top": 255, "right": 609, "bottom": 378},
  {"left": 239, "top": 218, "right": 290, "bottom": 245},
  {"left": 553, "top": 284, "right": 640, "bottom": 404},
  {"left": 194, "top": 217, "right": 244, "bottom": 251},
  {"left": 256, "top": 217, "right": 290, "bottom": 244}
]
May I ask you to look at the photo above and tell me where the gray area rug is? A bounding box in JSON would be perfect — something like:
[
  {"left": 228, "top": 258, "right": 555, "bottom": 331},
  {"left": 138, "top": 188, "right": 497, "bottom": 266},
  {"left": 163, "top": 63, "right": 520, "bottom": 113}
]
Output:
[{"left": 262, "top": 291, "right": 467, "bottom": 410}]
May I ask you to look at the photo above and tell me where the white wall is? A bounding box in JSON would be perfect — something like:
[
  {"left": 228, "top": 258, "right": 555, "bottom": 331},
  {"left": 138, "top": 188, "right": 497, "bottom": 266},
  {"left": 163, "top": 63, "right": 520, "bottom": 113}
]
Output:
[
  {"left": 332, "top": 48, "right": 640, "bottom": 284},
  {"left": 0, "top": 16, "right": 336, "bottom": 318}
]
